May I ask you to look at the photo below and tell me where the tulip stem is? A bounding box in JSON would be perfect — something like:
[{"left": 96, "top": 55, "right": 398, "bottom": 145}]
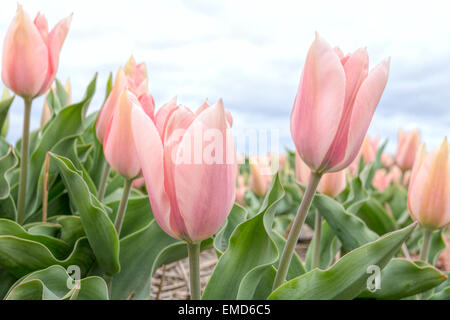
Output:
[
  {"left": 187, "top": 242, "right": 201, "bottom": 300},
  {"left": 114, "top": 178, "right": 132, "bottom": 237},
  {"left": 312, "top": 210, "right": 322, "bottom": 269},
  {"left": 97, "top": 162, "right": 111, "bottom": 202},
  {"left": 17, "top": 98, "right": 33, "bottom": 224},
  {"left": 419, "top": 229, "right": 433, "bottom": 263},
  {"left": 273, "top": 172, "right": 322, "bottom": 290}
]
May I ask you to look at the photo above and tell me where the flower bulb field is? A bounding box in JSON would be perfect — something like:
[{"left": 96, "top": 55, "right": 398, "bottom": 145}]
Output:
[{"left": 0, "top": 1, "right": 448, "bottom": 309}]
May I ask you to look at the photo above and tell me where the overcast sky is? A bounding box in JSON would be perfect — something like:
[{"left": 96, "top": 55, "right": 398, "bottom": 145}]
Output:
[{"left": 1, "top": 0, "right": 449, "bottom": 154}]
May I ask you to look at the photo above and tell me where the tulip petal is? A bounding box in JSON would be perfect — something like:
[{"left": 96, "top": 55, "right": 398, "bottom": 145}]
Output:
[
  {"left": 96, "top": 68, "right": 127, "bottom": 142},
  {"left": 162, "top": 107, "right": 196, "bottom": 240},
  {"left": 138, "top": 92, "right": 155, "bottom": 120},
  {"left": 38, "top": 13, "right": 72, "bottom": 95},
  {"left": 2, "top": 5, "right": 48, "bottom": 97},
  {"left": 34, "top": 13, "right": 49, "bottom": 44},
  {"left": 104, "top": 90, "right": 141, "bottom": 179},
  {"left": 174, "top": 99, "right": 236, "bottom": 241},
  {"left": 332, "top": 58, "right": 390, "bottom": 172},
  {"left": 155, "top": 97, "right": 178, "bottom": 138},
  {"left": 290, "top": 33, "right": 346, "bottom": 170},
  {"left": 131, "top": 103, "right": 175, "bottom": 238}
]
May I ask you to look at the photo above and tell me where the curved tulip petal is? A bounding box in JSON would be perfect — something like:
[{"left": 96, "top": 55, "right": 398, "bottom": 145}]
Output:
[
  {"left": 396, "top": 129, "right": 421, "bottom": 171},
  {"left": 291, "top": 33, "right": 346, "bottom": 170},
  {"left": 155, "top": 96, "right": 178, "bottom": 138},
  {"left": 138, "top": 92, "right": 155, "bottom": 120},
  {"left": 103, "top": 90, "right": 141, "bottom": 179},
  {"left": 162, "top": 106, "right": 195, "bottom": 240},
  {"left": 96, "top": 68, "right": 127, "bottom": 142},
  {"left": 34, "top": 13, "right": 49, "bottom": 43},
  {"left": 174, "top": 99, "right": 236, "bottom": 241},
  {"left": 38, "top": 13, "right": 72, "bottom": 95},
  {"left": 131, "top": 103, "right": 176, "bottom": 238},
  {"left": 331, "top": 58, "right": 390, "bottom": 172},
  {"left": 2, "top": 5, "right": 49, "bottom": 98},
  {"left": 318, "top": 170, "right": 346, "bottom": 198}
]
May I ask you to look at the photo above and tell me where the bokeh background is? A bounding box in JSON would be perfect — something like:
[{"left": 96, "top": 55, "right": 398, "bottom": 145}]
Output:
[{"left": 1, "top": 0, "right": 449, "bottom": 153}]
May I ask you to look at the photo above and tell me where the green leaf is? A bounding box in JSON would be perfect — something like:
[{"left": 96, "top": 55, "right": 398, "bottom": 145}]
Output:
[
  {"left": 0, "top": 266, "right": 16, "bottom": 299},
  {"left": 203, "top": 175, "right": 287, "bottom": 300},
  {"left": 5, "top": 265, "right": 108, "bottom": 300},
  {"left": 214, "top": 203, "right": 247, "bottom": 255},
  {"left": 313, "top": 194, "right": 378, "bottom": 251},
  {"left": 428, "top": 287, "right": 450, "bottom": 300},
  {"left": 109, "top": 220, "right": 178, "bottom": 300},
  {"left": 50, "top": 153, "right": 120, "bottom": 275},
  {"left": 0, "top": 236, "right": 95, "bottom": 278},
  {"left": 0, "top": 90, "right": 14, "bottom": 137},
  {"left": 305, "top": 220, "right": 341, "bottom": 270},
  {"left": 268, "top": 222, "right": 417, "bottom": 300},
  {"left": 347, "top": 198, "right": 397, "bottom": 235},
  {"left": 343, "top": 177, "right": 369, "bottom": 208},
  {"left": 358, "top": 258, "right": 446, "bottom": 299},
  {"left": 428, "top": 229, "right": 446, "bottom": 266},
  {"left": 0, "top": 146, "right": 18, "bottom": 201},
  {"left": 0, "top": 218, "right": 70, "bottom": 259}
]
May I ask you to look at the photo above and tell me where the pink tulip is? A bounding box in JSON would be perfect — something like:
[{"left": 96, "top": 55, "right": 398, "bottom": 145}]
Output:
[
  {"left": 372, "top": 169, "right": 393, "bottom": 192},
  {"left": 96, "top": 58, "right": 155, "bottom": 143},
  {"left": 103, "top": 90, "right": 142, "bottom": 179},
  {"left": 249, "top": 158, "right": 272, "bottom": 197},
  {"left": 131, "top": 99, "right": 237, "bottom": 242},
  {"left": 396, "top": 129, "right": 421, "bottom": 171},
  {"left": 96, "top": 68, "right": 127, "bottom": 142},
  {"left": 381, "top": 153, "right": 395, "bottom": 168},
  {"left": 295, "top": 152, "right": 346, "bottom": 198},
  {"left": 408, "top": 138, "right": 450, "bottom": 230},
  {"left": 2, "top": 5, "right": 71, "bottom": 98},
  {"left": 132, "top": 177, "right": 145, "bottom": 189},
  {"left": 291, "top": 33, "right": 390, "bottom": 174}
]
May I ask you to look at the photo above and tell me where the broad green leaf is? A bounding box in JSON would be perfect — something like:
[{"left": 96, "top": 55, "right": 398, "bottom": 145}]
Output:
[
  {"left": 0, "top": 266, "right": 16, "bottom": 299},
  {"left": 0, "top": 236, "right": 95, "bottom": 278},
  {"left": 106, "top": 194, "right": 154, "bottom": 239},
  {"left": 51, "top": 154, "right": 120, "bottom": 275},
  {"left": 358, "top": 258, "right": 446, "bottom": 299},
  {"left": 0, "top": 90, "right": 14, "bottom": 137},
  {"left": 428, "top": 229, "right": 446, "bottom": 266},
  {"left": 428, "top": 287, "right": 450, "bottom": 300},
  {"left": 268, "top": 222, "right": 417, "bottom": 300},
  {"left": 305, "top": 220, "right": 341, "bottom": 270},
  {"left": 0, "top": 218, "right": 70, "bottom": 259},
  {"left": 313, "top": 194, "right": 378, "bottom": 251},
  {"left": 347, "top": 198, "right": 397, "bottom": 235},
  {"left": 343, "top": 177, "right": 368, "bottom": 208},
  {"left": 203, "top": 175, "right": 286, "bottom": 300},
  {"left": 6, "top": 265, "right": 108, "bottom": 300},
  {"left": 0, "top": 146, "right": 17, "bottom": 203},
  {"left": 110, "top": 220, "right": 178, "bottom": 300},
  {"left": 236, "top": 265, "right": 276, "bottom": 300},
  {"left": 214, "top": 203, "right": 247, "bottom": 255}
]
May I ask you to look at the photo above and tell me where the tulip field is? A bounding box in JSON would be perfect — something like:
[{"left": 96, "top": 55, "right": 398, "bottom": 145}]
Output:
[{"left": 0, "top": 5, "right": 448, "bottom": 302}]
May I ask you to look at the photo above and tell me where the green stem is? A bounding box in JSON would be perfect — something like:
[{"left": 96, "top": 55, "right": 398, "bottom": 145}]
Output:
[
  {"left": 187, "top": 242, "right": 201, "bottom": 300},
  {"left": 17, "top": 98, "right": 33, "bottom": 224},
  {"left": 419, "top": 229, "right": 433, "bottom": 262},
  {"left": 312, "top": 210, "right": 322, "bottom": 269},
  {"left": 97, "top": 162, "right": 111, "bottom": 202},
  {"left": 273, "top": 171, "right": 322, "bottom": 290},
  {"left": 114, "top": 178, "right": 132, "bottom": 236}
]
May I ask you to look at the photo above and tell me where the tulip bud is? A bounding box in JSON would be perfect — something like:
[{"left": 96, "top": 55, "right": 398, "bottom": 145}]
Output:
[
  {"left": 291, "top": 33, "right": 390, "bottom": 174},
  {"left": 2, "top": 5, "right": 71, "bottom": 98},
  {"left": 104, "top": 90, "right": 142, "bottom": 179},
  {"left": 408, "top": 138, "right": 450, "bottom": 230},
  {"left": 131, "top": 98, "right": 236, "bottom": 242},
  {"left": 295, "top": 152, "right": 346, "bottom": 197},
  {"left": 396, "top": 129, "right": 421, "bottom": 171},
  {"left": 381, "top": 153, "right": 395, "bottom": 168},
  {"left": 249, "top": 158, "right": 272, "bottom": 197},
  {"left": 372, "top": 169, "right": 392, "bottom": 192}
]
